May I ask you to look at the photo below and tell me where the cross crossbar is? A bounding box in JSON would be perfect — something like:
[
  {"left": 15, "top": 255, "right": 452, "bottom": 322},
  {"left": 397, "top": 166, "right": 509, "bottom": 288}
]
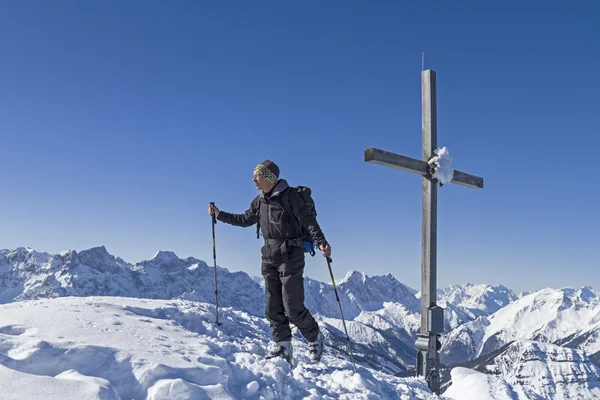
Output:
[{"left": 364, "top": 148, "right": 483, "bottom": 189}]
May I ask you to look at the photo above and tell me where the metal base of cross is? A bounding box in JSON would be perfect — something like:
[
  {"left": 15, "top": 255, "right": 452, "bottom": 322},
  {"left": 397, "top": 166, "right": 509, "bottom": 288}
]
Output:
[{"left": 416, "top": 333, "right": 442, "bottom": 394}]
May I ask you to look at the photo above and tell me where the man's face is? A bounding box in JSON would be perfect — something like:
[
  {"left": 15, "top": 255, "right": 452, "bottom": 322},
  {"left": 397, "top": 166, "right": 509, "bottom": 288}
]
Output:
[{"left": 253, "top": 171, "right": 271, "bottom": 192}]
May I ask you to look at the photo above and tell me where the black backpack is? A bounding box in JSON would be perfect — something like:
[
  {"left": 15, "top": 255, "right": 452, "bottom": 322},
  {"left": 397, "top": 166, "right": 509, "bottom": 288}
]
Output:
[
  {"left": 288, "top": 186, "right": 317, "bottom": 218},
  {"left": 256, "top": 185, "right": 318, "bottom": 256}
]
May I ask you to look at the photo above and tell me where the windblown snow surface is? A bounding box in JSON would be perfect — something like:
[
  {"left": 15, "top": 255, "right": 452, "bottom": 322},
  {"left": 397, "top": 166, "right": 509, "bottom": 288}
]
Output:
[
  {"left": 0, "top": 297, "right": 437, "bottom": 400},
  {"left": 4, "top": 297, "right": 597, "bottom": 400}
]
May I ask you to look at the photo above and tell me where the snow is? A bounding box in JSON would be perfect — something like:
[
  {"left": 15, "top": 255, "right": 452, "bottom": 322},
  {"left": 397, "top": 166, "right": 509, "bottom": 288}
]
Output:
[
  {"left": 428, "top": 147, "right": 454, "bottom": 185},
  {"left": 151, "top": 250, "right": 182, "bottom": 264},
  {"left": 444, "top": 341, "right": 600, "bottom": 399},
  {"left": 0, "top": 296, "right": 438, "bottom": 400},
  {"left": 444, "top": 367, "right": 531, "bottom": 400},
  {"left": 496, "top": 341, "right": 600, "bottom": 399},
  {"left": 336, "top": 270, "right": 420, "bottom": 314},
  {"left": 3, "top": 246, "right": 600, "bottom": 399},
  {"left": 441, "top": 286, "right": 600, "bottom": 366},
  {"left": 0, "top": 364, "right": 120, "bottom": 400},
  {"left": 439, "top": 283, "right": 517, "bottom": 316},
  {"left": 0, "top": 246, "right": 266, "bottom": 316},
  {"left": 433, "top": 283, "right": 518, "bottom": 330},
  {"left": 58, "top": 249, "right": 73, "bottom": 257}
]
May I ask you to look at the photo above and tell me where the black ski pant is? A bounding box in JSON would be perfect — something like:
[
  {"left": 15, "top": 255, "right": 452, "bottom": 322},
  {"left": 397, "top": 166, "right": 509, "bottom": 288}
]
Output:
[{"left": 261, "top": 250, "right": 320, "bottom": 343}]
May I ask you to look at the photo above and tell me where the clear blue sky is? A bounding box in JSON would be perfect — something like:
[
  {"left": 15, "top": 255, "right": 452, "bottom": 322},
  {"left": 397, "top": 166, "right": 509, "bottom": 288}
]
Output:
[{"left": 1, "top": 1, "right": 599, "bottom": 294}]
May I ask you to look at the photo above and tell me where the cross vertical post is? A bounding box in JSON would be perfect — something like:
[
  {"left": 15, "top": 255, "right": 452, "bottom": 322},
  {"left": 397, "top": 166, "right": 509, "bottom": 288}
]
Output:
[
  {"left": 415, "top": 69, "right": 442, "bottom": 394},
  {"left": 364, "top": 68, "right": 484, "bottom": 395}
]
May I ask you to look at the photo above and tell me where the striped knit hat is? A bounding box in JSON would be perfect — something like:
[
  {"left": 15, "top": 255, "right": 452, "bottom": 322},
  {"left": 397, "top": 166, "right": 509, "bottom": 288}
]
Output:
[{"left": 254, "top": 160, "right": 280, "bottom": 184}]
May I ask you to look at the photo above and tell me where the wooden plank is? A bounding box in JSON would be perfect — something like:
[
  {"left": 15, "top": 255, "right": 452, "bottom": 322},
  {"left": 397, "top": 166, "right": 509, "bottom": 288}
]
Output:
[
  {"left": 421, "top": 69, "right": 438, "bottom": 337},
  {"left": 364, "top": 148, "right": 427, "bottom": 175},
  {"left": 451, "top": 170, "right": 484, "bottom": 189},
  {"left": 421, "top": 67, "right": 441, "bottom": 394},
  {"left": 364, "top": 148, "right": 484, "bottom": 189}
]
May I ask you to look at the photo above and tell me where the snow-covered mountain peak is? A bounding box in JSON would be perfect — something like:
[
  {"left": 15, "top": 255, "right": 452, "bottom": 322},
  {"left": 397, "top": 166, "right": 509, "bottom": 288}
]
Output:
[
  {"left": 514, "top": 286, "right": 600, "bottom": 316},
  {"left": 421, "top": 282, "right": 520, "bottom": 331},
  {"left": 1, "top": 247, "right": 52, "bottom": 265},
  {"left": 339, "top": 269, "right": 365, "bottom": 284},
  {"left": 77, "top": 246, "right": 126, "bottom": 271},
  {"left": 338, "top": 271, "right": 419, "bottom": 313},
  {"left": 495, "top": 286, "right": 598, "bottom": 334},
  {"left": 339, "top": 270, "right": 410, "bottom": 291},
  {"left": 150, "top": 250, "right": 181, "bottom": 264},
  {"left": 441, "top": 285, "right": 600, "bottom": 367},
  {"left": 561, "top": 286, "right": 599, "bottom": 303},
  {"left": 134, "top": 250, "right": 189, "bottom": 274},
  {"left": 0, "top": 246, "right": 265, "bottom": 315},
  {"left": 181, "top": 256, "right": 204, "bottom": 266},
  {"left": 57, "top": 248, "right": 72, "bottom": 256},
  {"left": 451, "top": 340, "right": 600, "bottom": 399},
  {"left": 80, "top": 245, "right": 110, "bottom": 257},
  {"left": 440, "top": 283, "right": 517, "bottom": 310}
]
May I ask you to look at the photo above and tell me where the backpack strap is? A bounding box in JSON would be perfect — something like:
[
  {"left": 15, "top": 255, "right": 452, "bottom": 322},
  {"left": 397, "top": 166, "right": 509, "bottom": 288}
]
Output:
[
  {"left": 282, "top": 188, "right": 295, "bottom": 219},
  {"left": 283, "top": 188, "right": 316, "bottom": 256},
  {"left": 283, "top": 188, "right": 302, "bottom": 231}
]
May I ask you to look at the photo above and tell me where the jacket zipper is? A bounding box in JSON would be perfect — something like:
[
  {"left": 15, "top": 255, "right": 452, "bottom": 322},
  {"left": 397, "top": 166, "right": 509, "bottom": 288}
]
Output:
[{"left": 267, "top": 202, "right": 272, "bottom": 237}]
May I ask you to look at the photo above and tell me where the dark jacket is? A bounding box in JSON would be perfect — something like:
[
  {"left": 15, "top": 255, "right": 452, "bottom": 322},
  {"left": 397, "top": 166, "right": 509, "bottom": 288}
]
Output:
[{"left": 217, "top": 180, "right": 327, "bottom": 258}]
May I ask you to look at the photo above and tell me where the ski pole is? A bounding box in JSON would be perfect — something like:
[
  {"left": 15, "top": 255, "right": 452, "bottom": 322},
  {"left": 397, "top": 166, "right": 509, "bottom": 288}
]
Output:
[
  {"left": 210, "top": 202, "right": 222, "bottom": 326},
  {"left": 326, "top": 256, "right": 357, "bottom": 372}
]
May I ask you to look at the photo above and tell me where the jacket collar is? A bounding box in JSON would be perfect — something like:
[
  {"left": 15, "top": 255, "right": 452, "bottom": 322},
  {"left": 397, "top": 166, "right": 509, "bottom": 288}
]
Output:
[{"left": 260, "top": 179, "right": 288, "bottom": 199}]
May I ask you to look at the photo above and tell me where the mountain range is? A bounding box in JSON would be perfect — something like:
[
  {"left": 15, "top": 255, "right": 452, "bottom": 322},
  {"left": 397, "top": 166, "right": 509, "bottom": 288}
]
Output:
[{"left": 1, "top": 246, "right": 599, "bottom": 398}]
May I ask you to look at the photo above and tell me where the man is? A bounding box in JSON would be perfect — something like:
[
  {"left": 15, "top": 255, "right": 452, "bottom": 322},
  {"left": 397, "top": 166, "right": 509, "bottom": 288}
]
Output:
[{"left": 208, "top": 159, "right": 331, "bottom": 364}]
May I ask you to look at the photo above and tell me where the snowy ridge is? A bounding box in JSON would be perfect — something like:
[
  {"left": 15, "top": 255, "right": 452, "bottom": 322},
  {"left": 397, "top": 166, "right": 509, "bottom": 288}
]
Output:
[
  {"left": 438, "top": 283, "right": 517, "bottom": 318},
  {"left": 337, "top": 270, "right": 420, "bottom": 313},
  {"left": 0, "top": 296, "right": 437, "bottom": 400},
  {"left": 0, "top": 247, "right": 511, "bottom": 331},
  {"left": 441, "top": 286, "right": 600, "bottom": 367},
  {"left": 424, "top": 283, "right": 518, "bottom": 331},
  {"left": 445, "top": 340, "right": 600, "bottom": 399},
  {"left": 0, "top": 246, "right": 265, "bottom": 316},
  {"left": 303, "top": 274, "right": 427, "bottom": 373}
]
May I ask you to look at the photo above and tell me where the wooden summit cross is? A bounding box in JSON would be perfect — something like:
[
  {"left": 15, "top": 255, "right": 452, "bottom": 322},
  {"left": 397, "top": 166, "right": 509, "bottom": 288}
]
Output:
[{"left": 364, "top": 69, "right": 484, "bottom": 394}]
